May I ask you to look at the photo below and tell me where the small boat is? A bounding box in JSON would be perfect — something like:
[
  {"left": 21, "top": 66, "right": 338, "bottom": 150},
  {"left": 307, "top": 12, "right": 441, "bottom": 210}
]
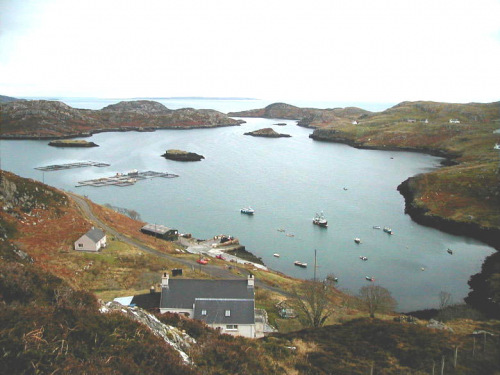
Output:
[
  {"left": 313, "top": 212, "right": 328, "bottom": 227},
  {"left": 447, "top": 248, "right": 453, "bottom": 255},
  {"left": 383, "top": 227, "right": 393, "bottom": 235},
  {"left": 373, "top": 226, "right": 381, "bottom": 229},
  {"left": 326, "top": 275, "right": 339, "bottom": 282},
  {"left": 343, "top": 187, "right": 348, "bottom": 191},
  {"left": 240, "top": 207, "right": 255, "bottom": 215},
  {"left": 360, "top": 256, "right": 368, "bottom": 261},
  {"left": 354, "top": 238, "right": 362, "bottom": 244},
  {"left": 197, "top": 258, "right": 208, "bottom": 265},
  {"left": 277, "top": 228, "right": 285, "bottom": 232},
  {"left": 365, "top": 276, "right": 375, "bottom": 282},
  {"left": 215, "top": 254, "right": 225, "bottom": 260},
  {"left": 273, "top": 253, "right": 280, "bottom": 257},
  {"left": 294, "top": 261, "right": 307, "bottom": 268},
  {"left": 286, "top": 233, "right": 295, "bottom": 237}
]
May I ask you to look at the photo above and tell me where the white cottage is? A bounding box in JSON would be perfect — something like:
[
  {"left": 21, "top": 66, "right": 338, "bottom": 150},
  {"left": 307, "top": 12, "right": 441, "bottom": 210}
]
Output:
[
  {"left": 74, "top": 228, "right": 106, "bottom": 252},
  {"left": 159, "top": 273, "right": 259, "bottom": 338}
]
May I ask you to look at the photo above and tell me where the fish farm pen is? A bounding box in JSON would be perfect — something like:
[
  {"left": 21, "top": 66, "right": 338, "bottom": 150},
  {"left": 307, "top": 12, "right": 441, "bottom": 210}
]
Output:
[
  {"left": 35, "top": 161, "right": 110, "bottom": 171},
  {"left": 76, "top": 170, "right": 179, "bottom": 187}
]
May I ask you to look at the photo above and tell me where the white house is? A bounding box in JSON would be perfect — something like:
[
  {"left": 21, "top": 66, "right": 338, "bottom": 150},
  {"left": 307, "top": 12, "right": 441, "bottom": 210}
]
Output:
[
  {"left": 74, "top": 228, "right": 107, "bottom": 252},
  {"left": 449, "top": 119, "right": 461, "bottom": 124},
  {"left": 159, "top": 273, "right": 260, "bottom": 338}
]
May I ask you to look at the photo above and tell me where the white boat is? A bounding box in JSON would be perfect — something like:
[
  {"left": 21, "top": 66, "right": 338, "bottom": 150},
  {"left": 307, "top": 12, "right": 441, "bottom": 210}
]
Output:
[
  {"left": 313, "top": 212, "right": 328, "bottom": 227},
  {"left": 354, "top": 238, "right": 361, "bottom": 244},
  {"left": 373, "top": 226, "right": 381, "bottom": 229},
  {"left": 360, "top": 256, "right": 368, "bottom": 261},
  {"left": 294, "top": 261, "right": 307, "bottom": 268},
  {"left": 273, "top": 253, "right": 280, "bottom": 257},
  {"left": 365, "top": 276, "right": 375, "bottom": 282},
  {"left": 383, "top": 227, "right": 393, "bottom": 234},
  {"left": 240, "top": 207, "right": 255, "bottom": 215}
]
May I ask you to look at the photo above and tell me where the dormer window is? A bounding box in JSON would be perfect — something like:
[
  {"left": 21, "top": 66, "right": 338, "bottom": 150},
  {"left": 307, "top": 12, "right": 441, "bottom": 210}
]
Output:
[{"left": 225, "top": 310, "right": 231, "bottom": 317}]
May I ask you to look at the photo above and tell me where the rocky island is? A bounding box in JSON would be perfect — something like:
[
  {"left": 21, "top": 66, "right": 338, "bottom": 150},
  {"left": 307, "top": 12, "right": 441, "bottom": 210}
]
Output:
[
  {"left": 162, "top": 149, "right": 205, "bottom": 161},
  {"left": 0, "top": 99, "right": 243, "bottom": 139},
  {"left": 48, "top": 140, "right": 99, "bottom": 147},
  {"left": 244, "top": 127, "right": 291, "bottom": 138}
]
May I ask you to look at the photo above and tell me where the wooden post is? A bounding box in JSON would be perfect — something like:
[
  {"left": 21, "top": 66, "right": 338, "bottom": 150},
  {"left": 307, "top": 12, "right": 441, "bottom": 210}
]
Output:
[
  {"left": 473, "top": 336, "right": 476, "bottom": 358},
  {"left": 432, "top": 360, "right": 435, "bottom": 375},
  {"left": 453, "top": 346, "right": 458, "bottom": 368},
  {"left": 440, "top": 355, "right": 445, "bottom": 375}
]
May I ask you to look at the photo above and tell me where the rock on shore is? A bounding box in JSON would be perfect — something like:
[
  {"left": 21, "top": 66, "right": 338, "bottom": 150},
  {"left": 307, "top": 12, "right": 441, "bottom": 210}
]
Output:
[{"left": 162, "top": 149, "right": 205, "bottom": 161}]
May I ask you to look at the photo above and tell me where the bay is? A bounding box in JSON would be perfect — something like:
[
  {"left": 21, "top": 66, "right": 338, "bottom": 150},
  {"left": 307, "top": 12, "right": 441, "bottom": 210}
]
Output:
[{"left": 0, "top": 97, "right": 494, "bottom": 311}]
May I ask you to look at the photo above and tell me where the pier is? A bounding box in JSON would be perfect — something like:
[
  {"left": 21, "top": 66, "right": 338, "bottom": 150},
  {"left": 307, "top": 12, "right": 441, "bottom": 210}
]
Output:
[
  {"left": 76, "top": 170, "right": 179, "bottom": 187},
  {"left": 35, "top": 161, "right": 110, "bottom": 171}
]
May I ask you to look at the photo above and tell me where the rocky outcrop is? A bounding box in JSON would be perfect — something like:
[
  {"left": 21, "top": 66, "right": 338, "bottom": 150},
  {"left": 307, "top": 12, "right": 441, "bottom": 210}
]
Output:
[
  {"left": 244, "top": 128, "right": 291, "bottom": 138},
  {"left": 48, "top": 140, "right": 99, "bottom": 147},
  {"left": 162, "top": 149, "right": 205, "bottom": 161},
  {"left": 100, "top": 301, "right": 196, "bottom": 364},
  {"left": 397, "top": 178, "right": 500, "bottom": 250},
  {"left": 0, "top": 100, "right": 243, "bottom": 138}
]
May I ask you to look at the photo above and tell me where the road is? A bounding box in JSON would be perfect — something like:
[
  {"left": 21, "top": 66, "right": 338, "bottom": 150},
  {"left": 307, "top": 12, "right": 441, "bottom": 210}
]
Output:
[{"left": 68, "top": 192, "right": 285, "bottom": 293}]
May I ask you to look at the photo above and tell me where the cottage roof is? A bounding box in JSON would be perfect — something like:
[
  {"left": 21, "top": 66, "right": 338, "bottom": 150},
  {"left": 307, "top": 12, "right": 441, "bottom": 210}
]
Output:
[
  {"left": 193, "top": 298, "right": 255, "bottom": 324},
  {"left": 85, "top": 228, "right": 105, "bottom": 242},
  {"left": 142, "top": 223, "right": 175, "bottom": 235},
  {"left": 160, "top": 279, "right": 255, "bottom": 325}
]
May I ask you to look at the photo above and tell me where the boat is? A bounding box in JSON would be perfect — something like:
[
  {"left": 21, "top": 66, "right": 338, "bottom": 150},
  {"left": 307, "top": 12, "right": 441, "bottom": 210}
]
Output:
[
  {"left": 360, "top": 256, "right": 368, "bottom": 261},
  {"left": 273, "top": 253, "right": 280, "bottom": 257},
  {"left": 294, "top": 261, "right": 307, "bottom": 268},
  {"left": 373, "top": 226, "right": 381, "bottom": 229},
  {"left": 240, "top": 207, "right": 255, "bottom": 215},
  {"left": 447, "top": 248, "right": 453, "bottom": 255},
  {"left": 286, "top": 233, "right": 295, "bottom": 237},
  {"left": 383, "top": 227, "right": 393, "bottom": 234},
  {"left": 326, "top": 275, "right": 339, "bottom": 282},
  {"left": 354, "top": 238, "right": 361, "bottom": 244},
  {"left": 215, "top": 254, "right": 225, "bottom": 260},
  {"left": 313, "top": 212, "right": 328, "bottom": 227},
  {"left": 197, "top": 258, "right": 208, "bottom": 265},
  {"left": 365, "top": 276, "right": 375, "bottom": 282},
  {"left": 277, "top": 228, "right": 285, "bottom": 232}
]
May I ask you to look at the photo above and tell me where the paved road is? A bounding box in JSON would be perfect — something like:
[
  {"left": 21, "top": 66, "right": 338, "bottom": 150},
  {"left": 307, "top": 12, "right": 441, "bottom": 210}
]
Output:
[{"left": 68, "top": 192, "right": 285, "bottom": 294}]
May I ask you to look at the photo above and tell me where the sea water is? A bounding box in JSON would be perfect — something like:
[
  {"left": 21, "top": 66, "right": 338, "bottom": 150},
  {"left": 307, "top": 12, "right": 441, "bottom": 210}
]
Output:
[{"left": 0, "top": 97, "right": 494, "bottom": 311}]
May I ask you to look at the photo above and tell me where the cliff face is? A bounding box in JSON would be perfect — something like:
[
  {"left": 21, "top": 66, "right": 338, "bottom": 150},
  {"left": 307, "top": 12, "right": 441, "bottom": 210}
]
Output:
[{"left": 0, "top": 100, "right": 243, "bottom": 138}]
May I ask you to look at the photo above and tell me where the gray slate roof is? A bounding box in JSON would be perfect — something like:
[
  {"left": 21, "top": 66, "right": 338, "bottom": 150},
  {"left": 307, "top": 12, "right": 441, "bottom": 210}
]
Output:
[
  {"left": 142, "top": 223, "right": 175, "bottom": 235},
  {"left": 160, "top": 279, "right": 255, "bottom": 324},
  {"left": 85, "top": 228, "right": 105, "bottom": 242}
]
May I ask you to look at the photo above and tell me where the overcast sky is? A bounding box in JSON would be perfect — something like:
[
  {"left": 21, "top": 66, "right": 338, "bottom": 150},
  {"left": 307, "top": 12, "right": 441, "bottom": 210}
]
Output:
[{"left": 1, "top": 0, "right": 499, "bottom": 103}]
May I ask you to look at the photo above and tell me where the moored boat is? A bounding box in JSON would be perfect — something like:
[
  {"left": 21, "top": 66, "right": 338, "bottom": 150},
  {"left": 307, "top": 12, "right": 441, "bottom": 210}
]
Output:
[
  {"left": 313, "top": 212, "right": 328, "bottom": 227},
  {"left": 360, "top": 256, "right": 368, "bottom": 261},
  {"left": 365, "top": 276, "right": 375, "bottom": 281},
  {"left": 240, "top": 207, "right": 255, "bottom": 215},
  {"left": 273, "top": 253, "right": 280, "bottom": 257},
  {"left": 354, "top": 238, "right": 361, "bottom": 244},
  {"left": 294, "top": 261, "right": 307, "bottom": 268},
  {"left": 383, "top": 227, "right": 393, "bottom": 234}
]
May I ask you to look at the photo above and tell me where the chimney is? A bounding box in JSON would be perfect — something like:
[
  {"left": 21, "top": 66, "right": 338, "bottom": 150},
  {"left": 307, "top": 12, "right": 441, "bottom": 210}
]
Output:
[
  {"left": 247, "top": 274, "right": 254, "bottom": 288},
  {"left": 161, "top": 272, "right": 169, "bottom": 288}
]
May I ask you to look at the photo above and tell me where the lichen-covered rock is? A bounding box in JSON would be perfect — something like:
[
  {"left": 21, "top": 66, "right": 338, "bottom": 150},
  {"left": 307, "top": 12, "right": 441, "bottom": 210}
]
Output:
[
  {"left": 162, "top": 149, "right": 205, "bottom": 161},
  {"left": 244, "top": 128, "right": 291, "bottom": 138}
]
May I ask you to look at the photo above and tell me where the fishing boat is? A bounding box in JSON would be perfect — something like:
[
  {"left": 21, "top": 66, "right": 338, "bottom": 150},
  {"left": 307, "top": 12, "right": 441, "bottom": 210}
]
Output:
[
  {"left": 354, "top": 238, "right": 362, "bottom": 244},
  {"left": 240, "top": 207, "right": 255, "bottom": 215},
  {"left": 294, "top": 261, "right": 307, "bottom": 268},
  {"left": 360, "top": 256, "right": 368, "bottom": 261},
  {"left": 365, "top": 276, "right": 375, "bottom": 282},
  {"left": 447, "top": 248, "right": 453, "bottom": 255},
  {"left": 313, "top": 212, "right": 328, "bottom": 227},
  {"left": 383, "top": 227, "right": 393, "bottom": 234}
]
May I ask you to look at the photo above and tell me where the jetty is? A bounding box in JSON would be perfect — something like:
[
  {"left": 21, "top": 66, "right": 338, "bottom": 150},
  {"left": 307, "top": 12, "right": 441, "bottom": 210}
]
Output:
[
  {"left": 76, "top": 170, "right": 179, "bottom": 187},
  {"left": 35, "top": 161, "right": 110, "bottom": 171}
]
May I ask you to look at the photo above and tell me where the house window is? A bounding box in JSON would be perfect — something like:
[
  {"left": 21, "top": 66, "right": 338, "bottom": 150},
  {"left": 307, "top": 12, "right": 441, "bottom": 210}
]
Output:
[
  {"left": 78, "top": 243, "right": 83, "bottom": 248},
  {"left": 226, "top": 325, "right": 238, "bottom": 330},
  {"left": 225, "top": 310, "right": 231, "bottom": 317},
  {"left": 201, "top": 309, "right": 207, "bottom": 316}
]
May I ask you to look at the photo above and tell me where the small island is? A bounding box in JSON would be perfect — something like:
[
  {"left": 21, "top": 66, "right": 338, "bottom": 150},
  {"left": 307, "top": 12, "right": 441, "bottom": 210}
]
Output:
[
  {"left": 48, "top": 140, "right": 98, "bottom": 147},
  {"left": 244, "top": 128, "right": 291, "bottom": 138},
  {"left": 162, "top": 149, "right": 205, "bottom": 162}
]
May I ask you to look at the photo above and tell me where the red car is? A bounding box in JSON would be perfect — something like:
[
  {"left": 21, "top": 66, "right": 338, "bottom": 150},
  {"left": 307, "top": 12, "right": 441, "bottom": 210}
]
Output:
[{"left": 197, "top": 258, "right": 208, "bottom": 265}]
